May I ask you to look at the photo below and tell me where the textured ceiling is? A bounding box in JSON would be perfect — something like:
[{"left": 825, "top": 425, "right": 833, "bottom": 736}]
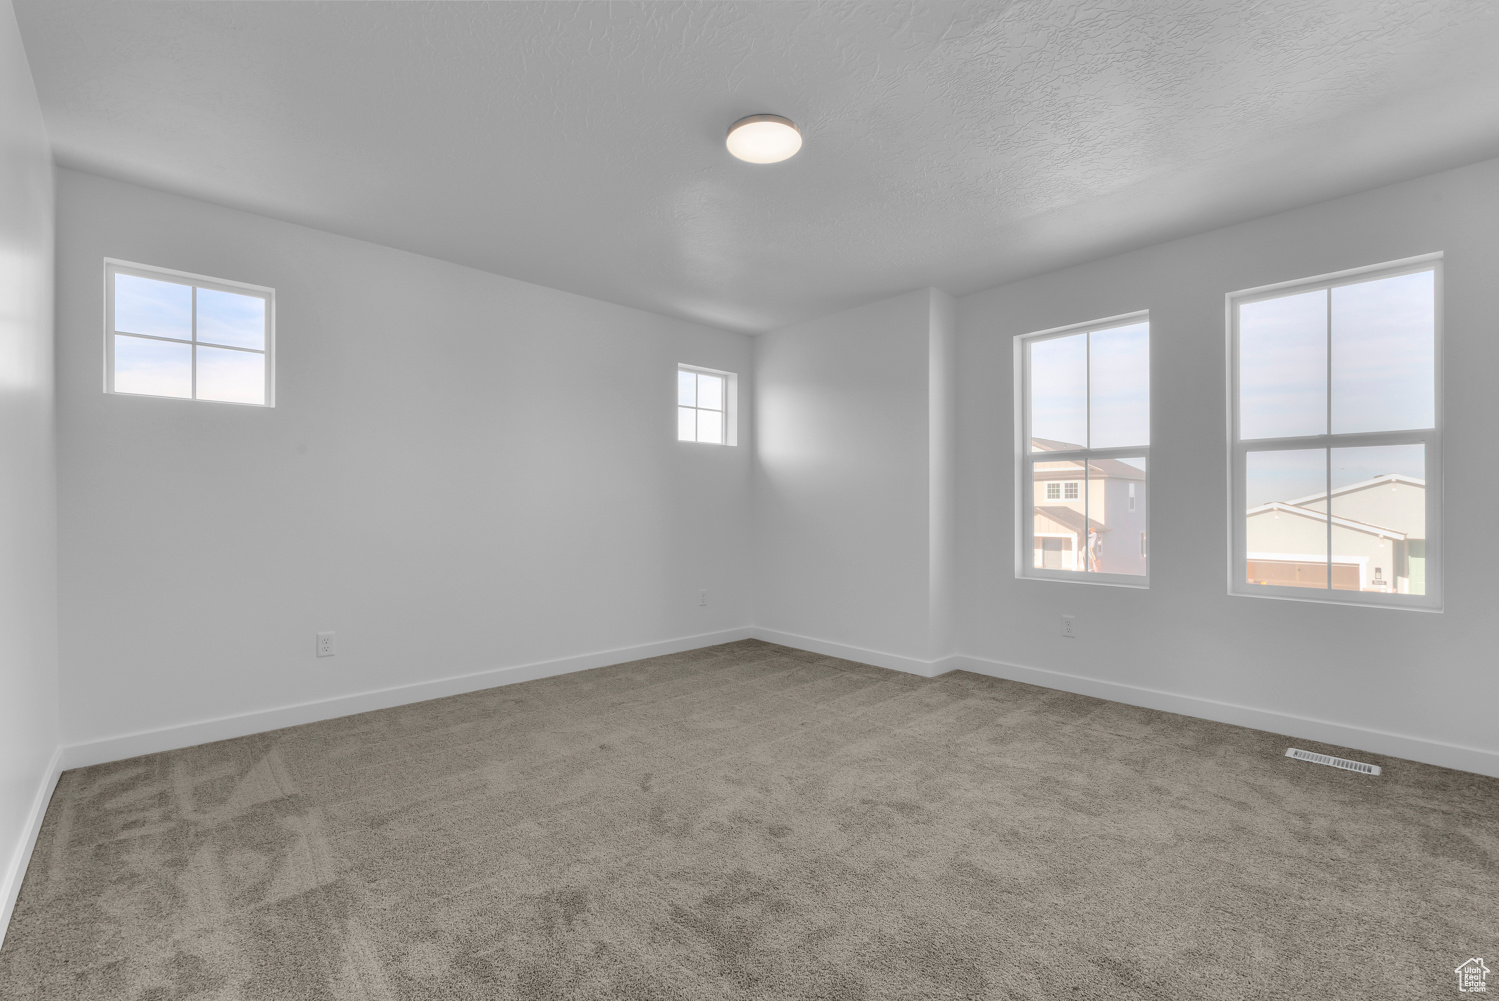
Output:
[{"left": 15, "top": 1, "right": 1499, "bottom": 332}]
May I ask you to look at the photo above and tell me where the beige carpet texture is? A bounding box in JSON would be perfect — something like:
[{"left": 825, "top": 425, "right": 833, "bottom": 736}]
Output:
[{"left": 1, "top": 639, "right": 1495, "bottom": 999}]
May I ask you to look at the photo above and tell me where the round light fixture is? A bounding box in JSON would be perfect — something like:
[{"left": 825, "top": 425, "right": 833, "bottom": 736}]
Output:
[{"left": 725, "top": 114, "right": 802, "bottom": 164}]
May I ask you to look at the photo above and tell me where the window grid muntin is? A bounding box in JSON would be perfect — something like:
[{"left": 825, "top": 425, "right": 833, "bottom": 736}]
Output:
[
  {"left": 1017, "top": 312, "right": 1150, "bottom": 588},
  {"left": 105, "top": 260, "right": 274, "bottom": 407},
  {"left": 677, "top": 364, "right": 734, "bottom": 445},
  {"left": 678, "top": 376, "right": 723, "bottom": 443},
  {"left": 1228, "top": 255, "right": 1441, "bottom": 610}
]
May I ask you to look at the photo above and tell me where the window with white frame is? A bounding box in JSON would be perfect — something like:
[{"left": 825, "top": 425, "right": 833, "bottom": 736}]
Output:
[
  {"left": 1230, "top": 256, "right": 1440, "bottom": 608},
  {"left": 106, "top": 260, "right": 273, "bottom": 406},
  {"left": 677, "top": 364, "right": 737, "bottom": 445},
  {"left": 1017, "top": 314, "right": 1149, "bottom": 583}
]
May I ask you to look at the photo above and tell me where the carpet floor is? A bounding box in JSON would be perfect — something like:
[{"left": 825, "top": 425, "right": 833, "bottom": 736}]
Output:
[{"left": 1, "top": 639, "right": 1495, "bottom": 999}]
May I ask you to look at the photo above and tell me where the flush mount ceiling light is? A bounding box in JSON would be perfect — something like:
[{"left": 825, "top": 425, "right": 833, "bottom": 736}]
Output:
[{"left": 725, "top": 114, "right": 802, "bottom": 164}]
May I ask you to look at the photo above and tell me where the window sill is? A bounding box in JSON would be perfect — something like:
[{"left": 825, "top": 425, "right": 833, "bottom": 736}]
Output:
[
  {"left": 1019, "top": 570, "right": 1149, "bottom": 589},
  {"left": 1228, "top": 584, "right": 1441, "bottom": 612}
]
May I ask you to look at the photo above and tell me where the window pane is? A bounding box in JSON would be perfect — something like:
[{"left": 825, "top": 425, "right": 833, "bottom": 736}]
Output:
[
  {"left": 1089, "top": 322, "right": 1149, "bottom": 449},
  {"left": 113, "top": 334, "right": 192, "bottom": 398},
  {"left": 196, "top": 288, "right": 265, "bottom": 349},
  {"left": 115, "top": 273, "right": 191, "bottom": 340},
  {"left": 678, "top": 369, "right": 696, "bottom": 407},
  {"left": 678, "top": 406, "right": 696, "bottom": 441},
  {"left": 1245, "top": 449, "right": 1327, "bottom": 589},
  {"left": 1330, "top": 270, "right": 1435, "bottom": 434},
  {"left": 1086, "top": 456, "right": 1146, "bottom": 576},
  {"left": 196, "top": 346, "right": 265, "bottom": 405},
  {"left": 697, "top": 373, "right": 723, "bottom": 411},
  {"left": 1330, "top": 444, "right": 1425, "bottom": 595},
  {"left": 696, "top": 407, "right": 722, "bottom": 444},
  {"left": 1030, "top": 333, "right": 1086, "bottom": 451},
  {"left": 1032, "top": 459, "right": 1087, "bottom": 571},
  {"left": 1239, "top": 289, "right": 1326, "bottom": 440}
]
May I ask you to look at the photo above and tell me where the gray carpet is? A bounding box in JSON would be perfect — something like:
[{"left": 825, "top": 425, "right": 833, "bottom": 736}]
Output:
[{"left": 2, "top": 640, "right": 1495, "bottom": 999}]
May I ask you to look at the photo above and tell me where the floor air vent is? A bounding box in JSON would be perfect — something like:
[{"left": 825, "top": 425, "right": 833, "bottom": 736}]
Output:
[{"left": 1285, "top": 747, "right": 1381, "bottom": 775}]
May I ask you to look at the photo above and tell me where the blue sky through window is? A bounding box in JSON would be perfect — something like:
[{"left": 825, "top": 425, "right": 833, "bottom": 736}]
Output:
[
  {"left": 1240, "top": 269, "right": 1434, "bottom": 441},
  {"left": 1240, "top": 289, "right": 1326, "bottom": 440},
  {"left": 1331, "top": 271, "right": 1434, "bottom": 434},
  {"left": 1029, "top": 332, "right": 1086, "bottom": 449},
  {"left": 197, "top": 288, "right": 266, "bottom": 349},
  {"left": 1089, "top": 322, "right": 1148, "bottom": 448},
  {"left": 1030, "top": 322, "right": 1148, "bottom": 451},
  {"left": 115, "top": 274, "right": 191, "bottom": 340}
]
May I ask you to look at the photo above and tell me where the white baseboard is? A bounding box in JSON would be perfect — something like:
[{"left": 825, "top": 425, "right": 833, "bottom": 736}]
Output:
[
  {"left": 61, "top": 627, "right": 756, "bottom": 770},
  {"left": 749, "top": 627, "right": 956, "bottom": 679},
  {"left": 950, "top": 653, "right": 1499, "bottom": 779},
  {"left": 48, "top": 625, "right": 1499, "bottom": 783},
  {"left": 1, "top": 745, "right": 63, "bottom": 953}
]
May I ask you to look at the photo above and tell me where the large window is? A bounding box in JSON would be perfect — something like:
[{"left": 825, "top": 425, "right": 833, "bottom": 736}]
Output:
[
  {"left": 105, "top": 260, "right": 274, "bottom": 406},
  {"left": 677, "top": 364, "right": 737, "bottom": 445},
  {"left": 1229, "top": 255, "right": 1440, "bottom": 608},
  {"left": 1017, "top": 313, "right": 1149, "bottom": 585}
]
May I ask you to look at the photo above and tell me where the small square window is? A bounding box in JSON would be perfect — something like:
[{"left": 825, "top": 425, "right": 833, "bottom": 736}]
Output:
[
  {"left": 677, "top": 364, "right": 737, "bottom": 445},
  {"left": 1064, "top": 482, "right": 1080, "bottom": 500},
  {"left": 106, "top": 260, "right": 274, "bottom": 406},
  {"left": 1045, "top": 482, "right": 1061, "bottom": 500}
]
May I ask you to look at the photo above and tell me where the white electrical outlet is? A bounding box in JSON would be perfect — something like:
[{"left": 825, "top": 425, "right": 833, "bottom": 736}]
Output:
[
  {"left": 1060, "top": 615, "right": 1077, "bottom": 639},
  {"left": 316, "top": 631, "right": 336, "bottom": 657},
  {"left": 698, "top": 589, "right": 709, "bottom": 607}
]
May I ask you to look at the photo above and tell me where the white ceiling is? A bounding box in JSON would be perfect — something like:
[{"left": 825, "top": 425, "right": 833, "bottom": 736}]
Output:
[{"left": 16, "top": 1, "right": 1499, "bottom": 332}]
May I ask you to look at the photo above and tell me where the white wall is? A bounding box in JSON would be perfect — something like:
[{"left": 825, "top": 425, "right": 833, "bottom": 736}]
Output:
[
  {"left": 753, "top": 287, "right": 955, "bottom": 672},
  {"left": 37, "top": 91, "right": 1499, "bottom": 799},
  {"left": 55, "top": 170, "right": 753, "bottom": 758},
  {"left": 955, "top": 156, "right": 1499, "bottom": 775},
  {"left": 0, "top": 0, "right": 58, "bottom": 942}
]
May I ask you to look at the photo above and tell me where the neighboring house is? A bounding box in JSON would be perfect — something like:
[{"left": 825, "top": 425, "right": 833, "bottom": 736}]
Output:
[
  {"left": 1032, "top": 438, "right": 1147, "bottom": 575},
  {"left": 1245, "top": 474, "right": 1425, "bottom": 594}
]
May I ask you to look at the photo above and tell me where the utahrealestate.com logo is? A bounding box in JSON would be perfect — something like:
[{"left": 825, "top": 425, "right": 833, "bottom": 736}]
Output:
[{"left": 1457, "top": 959, "right": 1491, "bottom": 993}]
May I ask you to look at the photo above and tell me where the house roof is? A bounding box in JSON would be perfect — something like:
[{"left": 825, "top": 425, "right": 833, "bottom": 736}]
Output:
[
  {"left": 1031, "top": 440, "right": 1146, "bottom": 481},
  {"left": 1245, "top": 501, "right": 1407, "bottom": 541},
  {"left": 1086, "top": 458, "right": 1147, "bottom": 481},
  {"left": 1285, "top": 473, "right": 1424, "bottom": 507},
  {"left": 1032, "top": 458, "right": 1145, "bottom": 481},
  {"left": 1035, "top": 505, "right": 1105, "bottom": 535},
  {"left": 1031, "top": 437, "right": 1085, "bottom": 453}
]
